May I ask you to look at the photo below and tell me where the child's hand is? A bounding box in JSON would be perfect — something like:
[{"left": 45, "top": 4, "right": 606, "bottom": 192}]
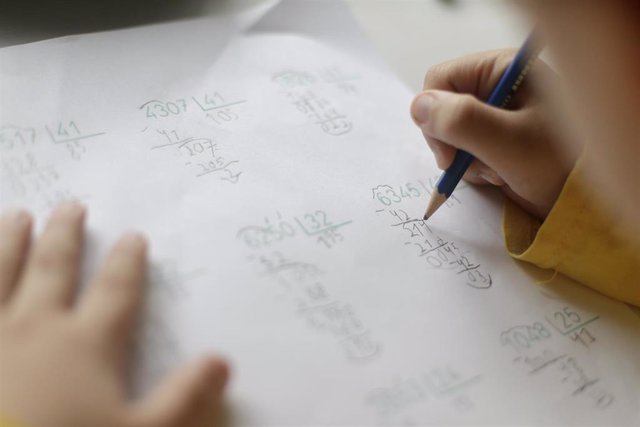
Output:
[
  {"left": 411, "top": 49, "right": 579, "bottom": 219},
  {"left": 0, "top": 204, "right": 229, "bottom": 427}
]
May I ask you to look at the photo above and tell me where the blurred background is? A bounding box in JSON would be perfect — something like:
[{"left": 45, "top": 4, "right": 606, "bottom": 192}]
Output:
[{"left": 0, "top": 0, "right": 526, "bottom": 92}]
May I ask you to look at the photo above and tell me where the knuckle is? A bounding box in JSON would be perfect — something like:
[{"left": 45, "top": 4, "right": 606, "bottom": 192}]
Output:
[
  {"left": 3, "top": 314, "right": 36, "bottom": 336},
  {"left": 454, "top": 94, "right": 477, "bottom": 121},
  {"left": 485, "top": 48, "right": 518, "bottom": 69},
  {"left": 4, "top": 309, "right": 65, "bottom": 337},
  {"left": 423, "top": 64, "right": 446, "bottom": 89},
  {"left": 500, "top": 48, "right": 519, "bottom": 59},
  {"left": 32, "top": 241, "right": 76, "bottom": 271},
  {"left": 33, "top": 248, "right": 75, "bottom": 273},
  {"left": 438, "top": 95, "right": 476, "bottom": 137},
  {"left": 101, "top": 268, "right": 141, "bottom": 294},
  {"left": 101, "top": 309, "right": 131, "bottom": 340},
  {"left": 32, "top": 247, "right": 60, "bottom": 271}
]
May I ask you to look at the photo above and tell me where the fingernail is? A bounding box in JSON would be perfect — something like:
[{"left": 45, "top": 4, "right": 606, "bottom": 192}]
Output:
[
  {"left": 411, "top": 92, "right": 437, "bottom": 125},
  {"left": 120, "top": 231, "right": 147, "bottom": 250},
  {"left": 429, "top": 142, "right": 446, "bottom": 167},
  {"left": 478, "top": 171, "right": 492, "bottom": 183},
  {"left": 3, "top": 209, "right": 30, "bottom": 227},
  {"left": 478, "top": 170, "right": 503, "bottom": 186},
  {"left": 55, "top": 201, "right": 86, "bottom": 219},
  {"left": 203, "top": 357, "right": 229, "bottom": 391}
]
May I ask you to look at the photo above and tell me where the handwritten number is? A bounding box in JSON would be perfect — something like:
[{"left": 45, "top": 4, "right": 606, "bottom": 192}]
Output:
[
  {"left": 554, "top": 307, "right": 582, "bottom": 331},
  {"left": 146, "top": 106, "right": 157, "bottom": 119},
  {"left": 154, "top": 103, "right": 169, "bottom": 118},
  {"left": 563, "top": 307, "right": 581, "bottom": 324},
  {"left": 554, "top": 312, "right": 571, "bottom": 330},
  {"left": 304, "top": 213, "right": 321, "bottom": 230},
  {"left": 166, "top": 102, "right": 180, "bottom": 115},
  {"left": 316, "top": 210, "right": 330, "bottom": 227},
  {"left": 376, "top": 193, "right": 391, "bottom": 206},
  {"left": 406, "top": 183, "right": 420, "bottom": 198},
  {"left": 385, "top": 188, "right": 401, "bottom": 203}
]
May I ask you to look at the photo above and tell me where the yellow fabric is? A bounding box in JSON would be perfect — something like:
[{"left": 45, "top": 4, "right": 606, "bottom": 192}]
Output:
[
  {"left": 503, "top": 158, "right": 640, "bottom": 307},
  {"left": 0, "top": 418, "right": 23, "bottom": 427}
]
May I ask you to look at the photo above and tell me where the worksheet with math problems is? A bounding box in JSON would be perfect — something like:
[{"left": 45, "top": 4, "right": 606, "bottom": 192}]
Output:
[{"left": 1, "top": 1, "right": 639, "bottom": 425}]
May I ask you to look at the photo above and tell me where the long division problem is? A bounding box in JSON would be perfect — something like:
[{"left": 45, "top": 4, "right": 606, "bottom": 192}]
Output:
[
  {"left": 0, "top": 124, "right": 87, "bottom": 210},
  {"left": 272, "top": 67, "right": 357, "bottom": 136},
  {"left": 246, "top": 250, "right": 381, "bottom": 363},
  {"left": 500, "top": 304, "right": 612, "bottom": 409},
  {"left": 139, "top": 91, "right": 247, "bottom": 127},
  {"left": 364, "top": 366, "right": 483, "bottom": 425},
  {"left": 238, "top": 207, "right": 377, "bottom": 363},
  {"left": 237, "top": 209, "right": 352, "bottom": 250},
  {"left": 45, "top": 120, "right": 106, "bottom": 161},
  {"left": 143, "top": 127, "right": 242, "bottom": 183},
  {"left": 374, "top": 209, "right": 492, "bottom": 289}
]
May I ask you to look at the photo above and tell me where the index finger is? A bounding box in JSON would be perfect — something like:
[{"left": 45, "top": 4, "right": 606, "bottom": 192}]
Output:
[
  {"left": 77, "top": 233, "right": 147, "bottom": 366},
  {"left": 0, "top": 210, "right": 32, "bottom": 305},
  {"left": 423, "top": 49, "right": 518, "bottom": 99}
]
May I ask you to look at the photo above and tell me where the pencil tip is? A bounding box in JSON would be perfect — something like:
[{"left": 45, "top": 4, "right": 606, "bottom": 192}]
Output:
[
  {"left": 423, "top": 213, "right": 430, "bottom": 221},
  {"left": 423, "top": 191, "right": 448, "bottom": 220}
]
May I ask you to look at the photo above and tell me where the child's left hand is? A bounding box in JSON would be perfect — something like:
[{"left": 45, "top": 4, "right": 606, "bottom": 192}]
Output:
[{"left": 0, "top": 203, "right": 229, "bottom": 427}]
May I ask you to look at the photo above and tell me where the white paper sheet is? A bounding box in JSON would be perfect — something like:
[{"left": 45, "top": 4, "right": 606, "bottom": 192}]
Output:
[{"left": 1, "top": 1, "right": 639, "bottom": 425}]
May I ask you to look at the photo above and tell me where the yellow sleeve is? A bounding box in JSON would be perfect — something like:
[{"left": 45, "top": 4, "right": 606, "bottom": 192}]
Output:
[
  {"left": 0, "top": 418, "right": 23, "bottom": 427},
  {"left": 503, "top": 158, "right": 640, "bottom": 306}
]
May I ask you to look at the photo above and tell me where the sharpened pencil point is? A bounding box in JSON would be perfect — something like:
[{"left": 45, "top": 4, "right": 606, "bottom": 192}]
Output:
[{"left": 423, "top": 191, "right": 448, "bottom": 221}]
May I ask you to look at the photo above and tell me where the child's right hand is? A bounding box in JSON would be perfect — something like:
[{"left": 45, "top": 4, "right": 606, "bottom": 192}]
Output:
[{"left": 410, "top": 49, "right": 580, "bottom": 220}]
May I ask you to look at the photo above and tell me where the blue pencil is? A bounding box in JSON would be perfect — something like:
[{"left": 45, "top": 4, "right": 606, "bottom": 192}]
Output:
[{"left": 423, "top": 31, "right": 542, "bottom": 220}]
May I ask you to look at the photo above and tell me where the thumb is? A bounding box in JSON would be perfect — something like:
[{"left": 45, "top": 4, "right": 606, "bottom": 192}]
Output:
[
  {"left": 411, "top": 89, "right": 526, "bottom": 174},
  {"left": 128, "top": 356, "right": 229, "bottom": 427}
]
